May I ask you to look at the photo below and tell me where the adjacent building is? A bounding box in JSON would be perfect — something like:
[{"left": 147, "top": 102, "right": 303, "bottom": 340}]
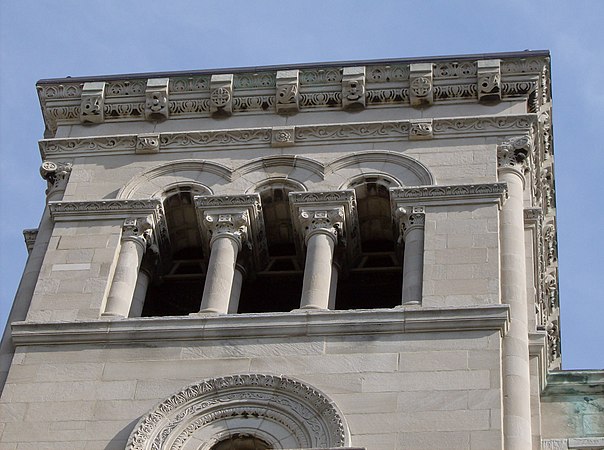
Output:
[{"left": 0, "top": 50, "right": 602, "bottom": 449}]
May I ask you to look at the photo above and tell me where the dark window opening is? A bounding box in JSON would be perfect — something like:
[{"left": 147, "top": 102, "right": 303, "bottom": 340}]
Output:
[{"left": 211, "top": 434, "right": 271, "bottom": 450}]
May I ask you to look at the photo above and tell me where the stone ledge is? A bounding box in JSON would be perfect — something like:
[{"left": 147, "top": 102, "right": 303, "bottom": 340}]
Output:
[
  {"left": 543, "top": 370, "right": 604, "bottom": 396},
  {"left": 11, "top": 305, "right": 510, "bottom": 346}
]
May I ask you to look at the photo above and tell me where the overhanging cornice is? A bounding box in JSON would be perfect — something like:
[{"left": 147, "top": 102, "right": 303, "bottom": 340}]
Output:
[
  {"left": 10, "top": 305, "right": 510, "bottom": 346},
  {"left": 39, "top": 114, "right": 537, "bottom": 158},
  {"left": 48, "top": 199, "right": 162, "bottom": 221}
]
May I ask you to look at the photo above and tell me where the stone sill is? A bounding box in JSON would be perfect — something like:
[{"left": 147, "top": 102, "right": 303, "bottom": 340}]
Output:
[{"left": 11, "top": 305, "right": 509, "bottom": 346}]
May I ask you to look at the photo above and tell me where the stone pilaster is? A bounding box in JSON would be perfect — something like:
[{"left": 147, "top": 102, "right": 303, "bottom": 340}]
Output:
[
  {"left": 498, "top": 135, "right": 534, "bottom": 450},
  {"left": 395, "top": 206, "right": 426, "bottom": 305},
  {"left": 103, "top": 216, "right": 154, "bottom": 318}
]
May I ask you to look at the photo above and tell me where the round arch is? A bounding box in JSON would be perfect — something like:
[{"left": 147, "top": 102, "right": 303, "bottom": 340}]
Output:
[
  {"left": 117, "top": 159, "right": 233, "bottom": 200},
  {"left": 126, "top": 374, "right": 350, "bottom": 450}
]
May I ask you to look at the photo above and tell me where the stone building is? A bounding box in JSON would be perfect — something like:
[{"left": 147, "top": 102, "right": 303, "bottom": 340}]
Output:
[{"left": 0, "top": 51, "right": 602, "bottom": 449}]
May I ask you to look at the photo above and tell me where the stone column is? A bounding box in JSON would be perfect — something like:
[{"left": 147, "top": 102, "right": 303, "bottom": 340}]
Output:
[
  {"left": 298, "top": 208, "right": 342, "bottom": 310},
  {"left": 199, "top": 212, "right": 248, "bottom": 314},
  {"left": 103, "top": 217, "right": 153, "bottom": 318},
  {"left": 396, "top": 206, "right": 426, "bottom": 305},
  {"left": 227, "top": 263, "right": 247, "bottom": 314},
  {"left": 328, "top": 260, "right": 341, "bottom": 310},
  {"left": 498, "top": 136, "right": 533, "bottom": 450},
  {"left": 129, "top": 251, "right": 157, "bottom": 317},
  {"left": 0, "top": 162, "right": 72, "bottom": 391}
]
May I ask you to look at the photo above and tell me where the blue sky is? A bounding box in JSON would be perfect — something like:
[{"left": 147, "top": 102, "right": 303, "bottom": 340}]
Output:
[{"left": 0, "top": 0, "right": 602, "bottom": 369}]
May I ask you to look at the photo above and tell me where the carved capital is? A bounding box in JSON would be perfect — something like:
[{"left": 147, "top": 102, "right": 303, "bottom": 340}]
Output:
[
  {"left": 136, "top": 133, "right": 160, "bottom": 154},
  {"left": 276, "top": 70, "right": 300, "bottom": 114},
  {"left": 80, "top": 82, "right": 105, "bottom": 123},
  {"left": 395, "top": 206, "right": 426, "bottom": 238},
  {"left": 409, "top": 63, "right": 433, "bottom": 107},
  {"left": 497, "top": 135, "right": 533, "bottom": 174},
  {"left": 23, "top": 228, "right": 38, "bottom": 254},
  {"left": 409, "top": 119, "right": 433, "bottom": 140},
  {"left": 210, "top": 74, "right": 233, "bottom": 116},
  {"left": 195, "top": 194, "right": 268, "bottom": 270},
  {"left": 271, "top": 126, "right": 295, "bottom": 147},
  {"left": 122, "top": 215, "right": 154, "bottom": 249},
  {"left": 342, "top": 66, "right": 366, "bottom": 110},
  {"left": 145, "top": 78, "right": 169, "bottom": 121},
  {"left": 297, "top": 207, "right": 344, "bottom": 244},
  {"left": 40, "top": 161, "right": 72, "bottom": 197},
  {"left": 477, "top": 59, "right": 501, "bottom": 102}
]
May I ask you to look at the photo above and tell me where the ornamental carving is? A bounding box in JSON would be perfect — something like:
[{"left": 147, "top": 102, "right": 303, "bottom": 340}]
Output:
[
  {"left": 271, "top": 126, "right": 295, "bottom": 147},
  {"left": 203, "top": 211, "right": 249, "bottom": 248},
  {"left": 297, "top": 207, "right": 344, "bottom": 243},
  {"left": 210, "top": 74, "right": 233, "bottom": 116},
  {"left": 497, "top": 135, "right": 533, "bottom": 174},
  {"left": 135, "top": 133, "right": 160, "bottom": 154},
  {"left": 409, "top": 63, "right": 433, "bottom": 106},
  {"left": 80, "top": 82, "right": 105, "bottom": 123},
  {"left": 390, "top": 183, "right": 508, "bottom": 206},
  {"left": 409, "top": 119, "right": 433, "bottom": 140},
  {"left": 477, "top": 59, "right": 502, "bottom": 102},
  {"left": 275, "top": 70, "right": 300, "bottom": 114},
  {"left": 341, "top": 66, "right": 366, "bottom": 110},
  {"left": 23, "top": 229, "right": 38, "bottom": 254},
  {"left": 125, "top": 374, "right": 349, "bottom": 450},
  {"left": 145, "top": 78, "right": 169, "bottom": 121},
  {"left": 395, "top": 206, "right": 426, "bottom": 237},
  {"left": 122, "top": 216, "right": 154, "bottom": 248},
  {"left": 40, "top": 161, "right": 72, "bottom": 197}
]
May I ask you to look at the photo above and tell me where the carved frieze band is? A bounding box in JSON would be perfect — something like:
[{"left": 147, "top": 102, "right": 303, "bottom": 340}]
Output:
[
  {"left": 48, "top": 199, "right": 163, "bottom": 221},
  {"left": 389, "top": 183, "right": 508, "bottom": 207},
  {"left": 39, "top": 115, "right": 536, "bottom": 157}
]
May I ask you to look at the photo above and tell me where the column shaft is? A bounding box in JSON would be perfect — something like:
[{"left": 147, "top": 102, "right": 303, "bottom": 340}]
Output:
[
  {"left": 402, "top": 226, "right": 424, "bottom": 305},
  {"left": 328, "top": 263, "right": 339, "bottom": 310},
  {"left": 103, "top": 237, "right": 146, "bottom": 317},
  {"left": 300, "top": 231, "right": 335, "bottom": 310},
  {"left": 200, "top": 236, "right": 239, "bottom": 314},
  {"left": 500, "top": 169, "right": 533, "bottom": 450},
  {"left": 227, "top": 265, "right": 245, "bottom": 314},
  {"left": 129, "top": 267, "right": 152, "bottom": 318}
]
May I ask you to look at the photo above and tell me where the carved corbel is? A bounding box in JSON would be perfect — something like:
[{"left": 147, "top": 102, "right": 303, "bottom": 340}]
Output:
[
  {"left": 409, "top": 63, "right": 433, "bottom": 107},
  {"left": 80, "top": 82, "right": 105, "bottom": 123},
  {"left": 342, "top": 66, "right": 366, "bottom": 110},
  {"left": 210, "top": 74, "right": 234, "bottom": 116},
  {"left": 145, "top": 78, "right": 169, "bottom": 121},
  {"left": 477, "top": 59, "right": 501, "bottom": 102},
  {"left": 136, "top": 133, "right": 160, "bottom": 154},
  {"left": 40, "top": 160, "right": 72, "bottom": 198},
  {"left": 409, "top": 119, "right": 433, "bottom": 140},
  {"left": 497, "top": 135, "right": 533, "bottom": 176},
  {"left": 275, "top": 70, "right": 300, "bottom": 114}
]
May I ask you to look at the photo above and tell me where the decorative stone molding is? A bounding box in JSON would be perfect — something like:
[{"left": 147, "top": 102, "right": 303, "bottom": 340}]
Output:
[
  {"left": 275, "top": 70, "right": 300, "bottom": 114},
  {"left": 409, "top": 63, "right": 433, "bottom": 106},
  {"left": 477, "top": 59, "right": 502, "bottom": 102},
  {"left": 39, "top": 160, "right": 72, "bottom": 198},
  {"left": 341, "top": 66, "right": 366, "bottom": 110},
  {"left": 144, "top": 78, "right": 169, "bottom": 120},
  {"left": 497, "top": 134, "right": 534, "bottom": 175},
  {"left": 79, "top": 81, "right": 105, "bottom": 123},
  {"left": 271, "top": 126, "right": 295, "bottom": 147},
  {"left": 289, "top": 190, "right": 361, "bottom": 267},
  {"left": 409, "top": 119, "right": 433, "bottom": 140},
  {"left": 48, "top": 199, "right": 162, "bottom": 221},
  {"left": 135, "top": 133, "right": 160, "bottom": 154},
  {"left": 39, "top": 115, "right": 536, "bottom": 157},
  {"left": 390, "top": 183, "right": 508, "bottom": 207},
  {"left": 210, "top": 74, "right": 233, "bottom": 116},
  {"left": 23, "top": 229, "right": 38, "bottom": 254},
  {"left": 125, "top": 374, "right": 349, "bottom": 450},
  {"left": 195, "top": 194, "right": 268, "bottom": 271}
]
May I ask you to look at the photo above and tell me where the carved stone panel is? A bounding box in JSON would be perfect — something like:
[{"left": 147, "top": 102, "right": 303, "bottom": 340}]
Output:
[
  {"left": 409, "top": 119, "right": 433, "bottom": 140},
  {"left": 80, "top": 81, "right": 105, "bottom": 123},
  {"left": 145, "top": 78, "right": 169, "bottom": 120},
  {"left": 210, "top": 74, "right": 234, "bottom": 116},
  {"left": 275, "top": 70, "right": 300, "bottom": 114},
  {"left": 271, "top": 126, "right": 295, "bottom": 147},
  {"left": 135, "top": 133, "right": 160, "bottom": 154},
  {"left": 477, "top": 59, "right": 502, "bottom": 102},
  {"left": 342, "top": 66, "right": 366, "bottom": 110},
  {"left": 409, "top": 63, "right": 433, "bottom": 106}
]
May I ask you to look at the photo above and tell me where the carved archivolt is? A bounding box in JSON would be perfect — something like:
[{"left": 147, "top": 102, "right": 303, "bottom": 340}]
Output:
[{"left": 126, "top": 374, "right": 350, "bottom": 450}]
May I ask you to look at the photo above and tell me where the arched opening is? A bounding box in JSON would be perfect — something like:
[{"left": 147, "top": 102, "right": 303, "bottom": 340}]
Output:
[
  {"left": 142, "top": 186, "right": 205, "bottom": 316},
  {"left": 335, "top": 177, "right": 402, "bottom": 309},
  {"left": 237, "top": 182, "right": 303, "bottom": 313},
  {"left": 211, "top": 435, "right": 271, "bottom": 450}
]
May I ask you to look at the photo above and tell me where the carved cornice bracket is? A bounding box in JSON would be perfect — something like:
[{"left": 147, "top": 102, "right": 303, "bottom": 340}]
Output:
[
  {"left": 341, "top": 66, "right": 366, "bottom": 110},
  {"left": 80, "top": 82, "right": 105, "bottom": 123},
  {"left": 210, "top": 74, "right": 234, "bottom": 116},
  {"left": 194, "top": 194, "right": 268, "bottom": 272},
  {"left": 145, "top": 78, "right": 169, "bottom": 121},
  {"left": 409, "top": 119, "right": 433, "bottom": 140},
  {"left": 135, "top": 133, "right": 160, "bottom": 154},
  {"left": 477, "top": 59, "right": 502, "bottom": 102},
  {"left": 409, "top": 63, "right": 433, "bottom": 107},
  {"left": 289, "top": 190, "right": 361, "bottom": 269},
  {"left": 276, "top": 70, "right": 300, "bottom": 114}
]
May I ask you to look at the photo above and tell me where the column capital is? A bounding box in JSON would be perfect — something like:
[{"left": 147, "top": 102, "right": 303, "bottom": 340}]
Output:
[
  {"left": 195, "top": 194, "right": 268, "bottom": 271},
  {"left": 40, "top": 161, "right": 72, "bottom": 198},
  {"left": 121, "top": 216, "right": 154, "bottom": 249},
  {"left": 497, "top": 135, "right": 533, "bottom": 179},
  {"left": 395, "top": 206, "right": 426, "bottom": 239},
  {"left": 289, "top": 190, "right": 362, "bottom": 266}
]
